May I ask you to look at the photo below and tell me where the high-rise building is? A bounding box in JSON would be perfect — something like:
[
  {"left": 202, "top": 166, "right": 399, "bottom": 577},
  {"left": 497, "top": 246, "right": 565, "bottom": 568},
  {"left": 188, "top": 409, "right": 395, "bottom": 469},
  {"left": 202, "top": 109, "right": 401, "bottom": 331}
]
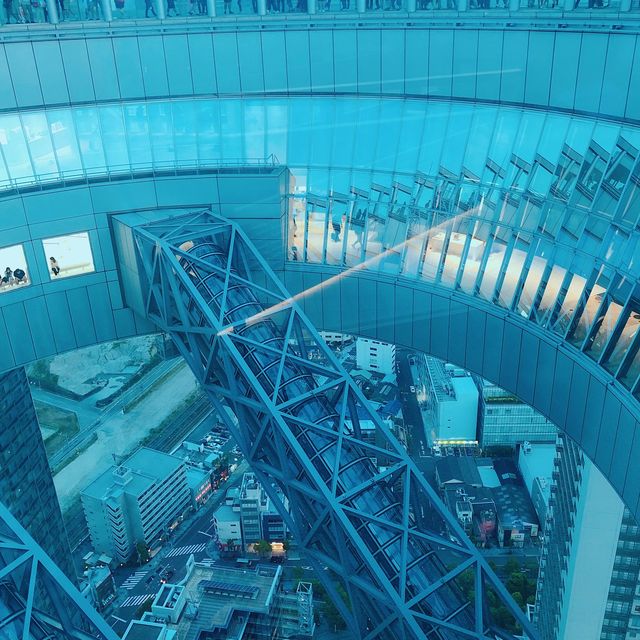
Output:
[
  {"left": 479, "top": 381, "right": 557, "bottom": 448},
  {"left": 238, "top": 472, "right": 288, "bottom": 550},
  {"left": 423, "top": 357, "right": 479, "bottom": 445},
  {"left": 81, "top": 447, "right": 191, "bottom": 562},
  {"left": 0, "top": 367, "right": 76, "bottom": 582},
  {"left": 535, "top": 434, "right": 640, "bottom": 640}
]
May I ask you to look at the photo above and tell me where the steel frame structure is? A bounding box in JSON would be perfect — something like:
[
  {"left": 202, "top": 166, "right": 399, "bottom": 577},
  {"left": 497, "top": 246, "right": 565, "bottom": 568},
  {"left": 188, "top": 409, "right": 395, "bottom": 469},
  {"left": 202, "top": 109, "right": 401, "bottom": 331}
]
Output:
[
  {"left": 0, "top": 502, "right": 118, "bottom": 640},
  {"left": 126, "top": 209, "right": 540, "bottom": 640}
]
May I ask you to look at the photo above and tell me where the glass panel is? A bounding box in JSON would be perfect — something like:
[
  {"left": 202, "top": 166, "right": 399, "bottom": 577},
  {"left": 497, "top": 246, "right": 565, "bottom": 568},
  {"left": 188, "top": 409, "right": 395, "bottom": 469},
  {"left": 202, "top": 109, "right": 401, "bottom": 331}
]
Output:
[
  {"left": 196, "top": 101, "right": 222, "bottom": 164},
  {"left": 422, "top": 215, "right": 447, "bottom": 282},
  {"left": 328, "top": 199, "right": 351, "bottom": 265},
  {"left": 0, "top": 245, "right": 30, "bottom": 293},
  {"left": 173, "top": 101, "right": 198, "bottom": 166},
  {"left": 620, "top": 345, "right": 640, "bottom": 393},
  {"left": 43, "top": 232, "right": 95, "bottom": 280},
  {"left": 48, "top": 110, "right": 83, "bottom": 178},
  {"left": 22, "top": 112, "right": 59, "bottom": 181},
  {"left": 496, "top": 234, "right": 530, "bottom": 308},
  {"left": 588, "top": 299, "right": 624, "bottom": 361},
  {"left": 0, "top": 114, "right": 33, "bottom": 183},
  {"left": 123, "top": 104, "right": 152, "bottom": 171},
  {"left": 440, "top": 224, "right": 465, "bottom": 288},
  {"left": 459, "top": 221, "right": 487, "bottom": 294},
  {"left": 604, "top": 308, "right": 640, "bottom": 375},
  {"left": 100, "top": 106, "right": 130, "bottom": 170},
  {"left": 344, "top": 203, "right": 365, "bottom": 268},
  {"left": 288, "top": 197, "right": 304, "bottom": 262},
  {"left": 552, "top": 272, "right": 588, "bottom": 336},
  {"left": 568, "top": 269, "right": 608, "bottom": 347},
  {"left": 304, "top": 198, "right": 327, "bottom": 263},
  {"left": 402, "top": 215, "right": 429, "bottom": 278},
  {"left": 478, "top": 233, "right": 508, "bottom": 301},
  {"left": 535, "top": 263, "right": 566, "bottom": 325},
  {"left": 148, "top": 102, "right": 175, "bottom": 166}
]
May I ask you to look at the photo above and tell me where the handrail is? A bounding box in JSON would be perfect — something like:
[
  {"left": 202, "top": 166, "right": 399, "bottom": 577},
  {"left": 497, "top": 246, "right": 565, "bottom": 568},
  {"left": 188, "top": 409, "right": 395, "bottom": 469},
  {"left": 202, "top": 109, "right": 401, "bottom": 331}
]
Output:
[{"left": 1, "top": 10, "right": 640, "bottom": 43}]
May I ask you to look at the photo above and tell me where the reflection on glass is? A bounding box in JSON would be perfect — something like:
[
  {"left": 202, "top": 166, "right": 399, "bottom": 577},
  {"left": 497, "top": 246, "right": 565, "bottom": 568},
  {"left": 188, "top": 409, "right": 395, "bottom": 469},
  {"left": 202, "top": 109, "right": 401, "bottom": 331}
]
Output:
[
  {"left": 401, "top": 216, "right": 428, "bottom": 278},
  {"left": 587, "top": 299, "right": 623, "bottom": 361},
  {"left": 604, "top": 310, "right": 640, "bottom": 375},
  {"left": 42, "top": 232, "right": 95, "bottom": 280},
  {"left": 477, "top": 234, "right": 508, "bottom": 301},
  {"left": 620, "top": 346, "right": 640, "bottom": 396},
  {"left": 496, "top": 235, "right": 529, "bottom": 308},
  {"left": 552, "top": 272, "right": 587, "bottom": 336},
  {"left": 0, "top": 244, "right": 29, "bottom": 293},
  {"left": 535, "top": 264, "right": 565, "bottom": 325}
]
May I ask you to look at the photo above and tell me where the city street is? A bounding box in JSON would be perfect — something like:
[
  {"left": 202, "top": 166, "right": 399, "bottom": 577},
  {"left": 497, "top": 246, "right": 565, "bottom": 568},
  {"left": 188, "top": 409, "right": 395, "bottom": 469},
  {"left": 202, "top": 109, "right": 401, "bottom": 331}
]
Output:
[{"left": 108, "top": 461, "right": 248, "bottom": 620}]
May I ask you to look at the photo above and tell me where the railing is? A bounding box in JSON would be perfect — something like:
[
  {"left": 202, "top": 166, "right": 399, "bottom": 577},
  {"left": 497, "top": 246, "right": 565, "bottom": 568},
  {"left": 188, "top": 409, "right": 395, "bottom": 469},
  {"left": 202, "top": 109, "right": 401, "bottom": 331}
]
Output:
[
  {"left": 0, "top": 0, "right": 639, "bottom": 30},
  {"left": 0, "top": 156, "right": 280, "bottom": 194}
]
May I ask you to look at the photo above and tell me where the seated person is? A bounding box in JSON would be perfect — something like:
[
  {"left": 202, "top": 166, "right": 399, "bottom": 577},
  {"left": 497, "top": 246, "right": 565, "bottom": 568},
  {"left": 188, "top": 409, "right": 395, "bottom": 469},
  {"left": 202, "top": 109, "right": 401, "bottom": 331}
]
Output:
[
  {"left": 13, "top": 267, "right": 26, "bottom": 284},
  {"left": 1, "top": 267, "right": 12, "bottom": 285}
]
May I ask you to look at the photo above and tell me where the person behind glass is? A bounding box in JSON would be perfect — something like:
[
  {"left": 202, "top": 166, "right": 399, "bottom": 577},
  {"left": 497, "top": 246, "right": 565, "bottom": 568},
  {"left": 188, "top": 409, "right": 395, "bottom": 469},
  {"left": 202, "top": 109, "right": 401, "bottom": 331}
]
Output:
[
  {"left": 331, "top": 211, "right": 343, "bottom": 242},
  {"left": 197, "top": 0, "right": 205, "bottom": 13},
  {"left": 1, "top": 267, "right": 12, "bottom": 286},
  {"left": 49, "top": 257, "right": 61, "bottom": 277},
  {"left": 13, "top": 267, "right": 26, "bottom": 284},
  {"left": 145, "top": 0, "right": 156, "bottom": 16},
  {"left": 3, "top": 0, "right": 16, "bottom": 22},
  {"left": 223, "top": 0, "right": 232, "bottom": 13},
  {"left": 166, "top": 0, "right": 178, "bottom": 15}
]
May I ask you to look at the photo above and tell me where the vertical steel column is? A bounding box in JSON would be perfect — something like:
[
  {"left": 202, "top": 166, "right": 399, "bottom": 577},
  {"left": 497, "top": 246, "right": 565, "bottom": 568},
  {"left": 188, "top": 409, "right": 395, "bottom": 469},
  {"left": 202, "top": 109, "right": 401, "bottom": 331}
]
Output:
[
  {"left": 308, "top": 0, "right": 316, "bottom": 12},
  {"left": 356, "top": 0, "right": 365, "bottom": 11},
  {"left": 206, "top": 0, "right": 216, "bottom": 14},
  {"left": 156, "top": 0, "right": 166, "bottom": 18},
  {"left": 100, "top": 0, "right": 112, "bottom": 19},
  {"left": 46, "top": 0, "right": 59, "bottom": 21},
  {"left": 406, "top": 0, "right": 416, "bottom": 10},
  {"left": 258, "top": 0, "right": 266, "bottom": 13}
]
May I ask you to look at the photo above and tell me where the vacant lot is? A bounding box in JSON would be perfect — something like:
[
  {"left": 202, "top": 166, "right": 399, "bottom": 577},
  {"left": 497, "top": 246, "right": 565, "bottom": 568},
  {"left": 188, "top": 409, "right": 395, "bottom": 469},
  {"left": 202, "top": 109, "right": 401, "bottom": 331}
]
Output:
[{"left": 35, "top": 401, "right": 80, "bottom": 457}]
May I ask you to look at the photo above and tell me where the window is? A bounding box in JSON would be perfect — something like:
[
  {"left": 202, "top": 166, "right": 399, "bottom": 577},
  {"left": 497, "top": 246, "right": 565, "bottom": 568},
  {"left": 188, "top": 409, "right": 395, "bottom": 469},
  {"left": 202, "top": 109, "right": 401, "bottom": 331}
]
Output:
[
  {"left": 42, "top": 232, "right": 95, "bottom": 280},
  {"left": 0, "top": 244, "right": 30, "bottom": 293}
]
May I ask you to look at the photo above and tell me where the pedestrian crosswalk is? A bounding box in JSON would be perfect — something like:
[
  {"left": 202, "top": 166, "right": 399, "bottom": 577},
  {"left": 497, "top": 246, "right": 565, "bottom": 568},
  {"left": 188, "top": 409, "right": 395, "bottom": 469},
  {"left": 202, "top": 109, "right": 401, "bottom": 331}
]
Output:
[
  {"left": 121, "top": 570, "right": 147, "bottom": 590},
  {"left": 165, "top": 543, "right": 207, "bottom": 558},
  {"left": 121, "top": 593, "right": 154, "bottom": 608}
]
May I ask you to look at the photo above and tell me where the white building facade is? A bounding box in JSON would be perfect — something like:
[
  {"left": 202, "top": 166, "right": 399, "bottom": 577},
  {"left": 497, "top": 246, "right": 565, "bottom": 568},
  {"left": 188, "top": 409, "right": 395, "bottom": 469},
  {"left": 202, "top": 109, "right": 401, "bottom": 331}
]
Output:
[
  {"left": 81, "top": 448, "right": 191, "bottom": 562},
  {"left": 424, "top": 358, "right": 478, "bottom": 445},
  {"left": 356, "top": 338, "right": 396, "bottom": 375}
]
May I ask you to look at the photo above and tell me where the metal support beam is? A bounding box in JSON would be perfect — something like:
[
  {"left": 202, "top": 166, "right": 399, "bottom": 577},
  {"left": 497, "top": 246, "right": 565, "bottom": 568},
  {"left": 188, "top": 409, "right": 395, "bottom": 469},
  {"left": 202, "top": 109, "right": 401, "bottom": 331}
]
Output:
[{"left": 121, "top": 209, "right": 539, "bottom": 640}]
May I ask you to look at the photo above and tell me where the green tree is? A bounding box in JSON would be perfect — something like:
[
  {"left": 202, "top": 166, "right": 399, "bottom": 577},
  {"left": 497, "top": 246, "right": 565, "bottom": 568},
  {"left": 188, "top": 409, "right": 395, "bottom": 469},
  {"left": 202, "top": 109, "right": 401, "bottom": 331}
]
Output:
[
  {"left": 254, "top": 539, "right": 272, "bottom": 558},
  {"left": 504, "top": 558, "right": 520, "bottom": 576},
  {"left": 136, "top": 541, "right": 150, "bottom": 564}
]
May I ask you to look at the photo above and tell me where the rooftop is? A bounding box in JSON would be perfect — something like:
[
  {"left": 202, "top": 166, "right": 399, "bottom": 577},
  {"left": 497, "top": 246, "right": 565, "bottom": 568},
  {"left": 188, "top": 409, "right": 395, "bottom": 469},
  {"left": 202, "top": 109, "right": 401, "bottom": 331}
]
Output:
[
  {"left": 491, "top": 484, "right": 538, "bottom": 529},
  {"left": 81, "top": 447, "right": 183, "bottom": 501},
  {"left": 436, "top": 457, "right": 482, "bottom": 487},
  {"left": 123, "top": 620, "right": 167, "bottom": 640},
  {"left": 426, "top": 358, "right": 476, "bottom": 403},
  {"left": 175, "top": 564, "right": 280, "bottom": 640}
]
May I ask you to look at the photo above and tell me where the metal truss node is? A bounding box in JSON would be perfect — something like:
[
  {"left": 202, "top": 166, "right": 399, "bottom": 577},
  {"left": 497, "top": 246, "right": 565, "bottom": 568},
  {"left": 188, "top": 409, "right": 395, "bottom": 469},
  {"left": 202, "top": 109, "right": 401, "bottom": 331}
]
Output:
[
  {"left": 125, "top": 210, "right": 540, "bottom": 640},
  {"left": 0, "top": 502, "right": 119, "bottom": 640}
]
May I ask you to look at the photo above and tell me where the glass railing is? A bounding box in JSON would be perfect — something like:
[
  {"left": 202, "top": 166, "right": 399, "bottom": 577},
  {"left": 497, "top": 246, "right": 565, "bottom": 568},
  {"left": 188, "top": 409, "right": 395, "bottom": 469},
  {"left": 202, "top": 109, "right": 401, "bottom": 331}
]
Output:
[{"left": 0, "top": 0, "right": 636, "bottom": 25}]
